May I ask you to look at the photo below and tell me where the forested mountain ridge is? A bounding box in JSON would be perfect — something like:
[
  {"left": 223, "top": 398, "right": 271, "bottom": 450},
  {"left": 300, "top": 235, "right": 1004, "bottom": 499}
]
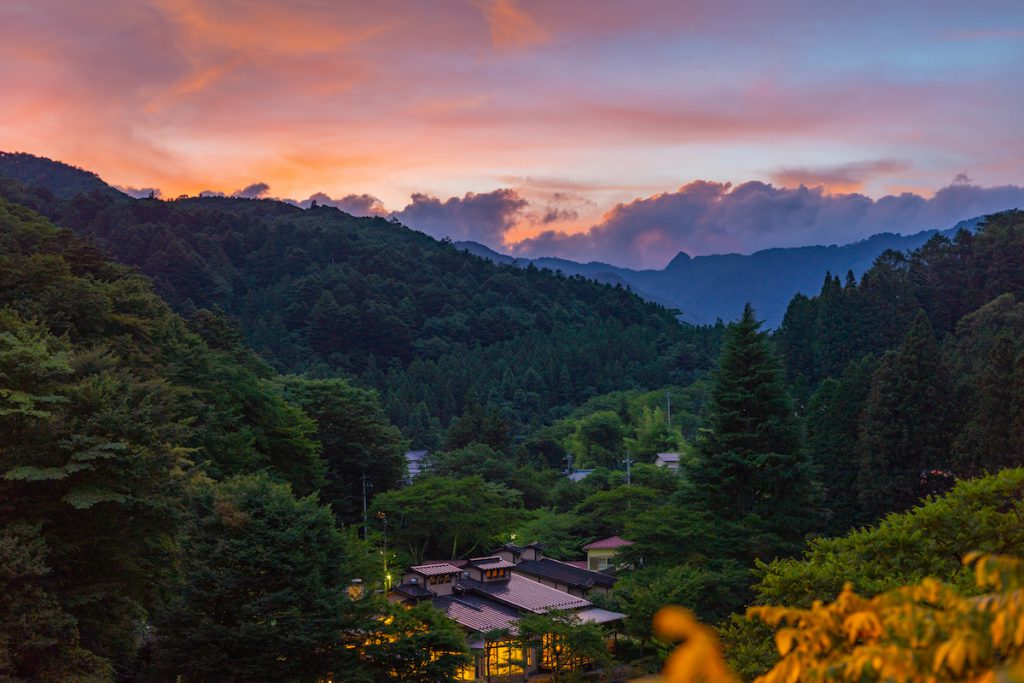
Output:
[
  {"left": 0, "top": 197, "right": 485, "bottom": 681},
  {"left": 774, "top": 209, "right": 1024, "bottom": 529},
  {"left": 0, "top": 194, "right": 405, "bottom": 519},
  {"left": 5, "top": 153, "right": 1024, "bottom": 682},
  {"left": 458, "top": 216, "right": 984, "bottom": 327},
  {"left": 0, "top": 152, "right": 127, "bottom": 200},
  {"left": 0, "top": 156, "right": 722, "bottom": 442}
]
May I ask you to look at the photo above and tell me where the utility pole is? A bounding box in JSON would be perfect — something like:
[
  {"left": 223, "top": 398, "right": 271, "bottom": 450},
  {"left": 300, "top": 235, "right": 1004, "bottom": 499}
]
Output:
[
  {"left": 666, "top": 389, "right": 672, "bottom": 428},
  {"left": 565, "top": 453, "right": 573, "bottom": 475},
  {"left": 378, "top": 510, "right": 391, "bottom": 590},
  {"left": 623, "top": 456, "right": 634, "bottom": 485}
]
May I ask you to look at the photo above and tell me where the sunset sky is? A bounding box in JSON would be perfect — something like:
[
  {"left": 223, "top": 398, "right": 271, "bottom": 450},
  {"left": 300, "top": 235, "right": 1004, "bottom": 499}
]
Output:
[{"left": 2, "top": 0, "right": 1023, "bottom": 267}]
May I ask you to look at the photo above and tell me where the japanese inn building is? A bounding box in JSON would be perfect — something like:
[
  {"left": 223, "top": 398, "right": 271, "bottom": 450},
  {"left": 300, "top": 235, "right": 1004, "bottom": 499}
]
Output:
[{"left": 388, "top": 543, "right": 625, "bottom": 680}]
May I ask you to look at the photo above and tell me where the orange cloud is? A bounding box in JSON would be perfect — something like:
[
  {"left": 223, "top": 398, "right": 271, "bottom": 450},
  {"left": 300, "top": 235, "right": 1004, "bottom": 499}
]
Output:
[
  {"left": 474, "top": 0, "right": 549, "bottom": 49},
  {"left": 0, "top": 0, "right": 1020, "bottom": 229},
  {"left": 771, "top": 159, "right": 910, "bottom": 193}
]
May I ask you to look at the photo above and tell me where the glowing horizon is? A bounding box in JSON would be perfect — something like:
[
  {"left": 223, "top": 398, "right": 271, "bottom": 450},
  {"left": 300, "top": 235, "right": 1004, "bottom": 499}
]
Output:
[{"left": 2, "top": 0, "right": 1022, "bottom": 266}]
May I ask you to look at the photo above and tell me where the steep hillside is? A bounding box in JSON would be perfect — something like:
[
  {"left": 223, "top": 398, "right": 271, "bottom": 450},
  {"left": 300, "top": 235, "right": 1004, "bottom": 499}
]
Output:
[
  {"left": 0, "top": 151, "right": 125, "bottom": 199},
  {"left": 773, "top": 210, "right": 1024, "bottom": 529},
  {"left": 0, "top": 159, "right": 720, "bottom": 439}
]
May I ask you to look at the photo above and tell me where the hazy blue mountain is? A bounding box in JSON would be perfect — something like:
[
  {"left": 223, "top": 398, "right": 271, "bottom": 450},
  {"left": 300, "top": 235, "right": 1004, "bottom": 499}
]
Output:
[
  {"left": 458, "top": 217, "right": 984, "bottom": 327},
  {"left": 0, "top": 149, "right": 986, "bottom": 328}
]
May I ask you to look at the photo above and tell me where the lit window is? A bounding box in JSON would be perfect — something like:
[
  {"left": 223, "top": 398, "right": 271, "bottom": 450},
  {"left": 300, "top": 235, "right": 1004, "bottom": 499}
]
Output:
[
  {"left": 542, "top": 633, "right": 592, "bottom": 671},
  {"left": 455, "top": 655, "right": 477, "bottom": 680},
  {"left": 486, "top": 639, "right": 527, "bottom": 676}
]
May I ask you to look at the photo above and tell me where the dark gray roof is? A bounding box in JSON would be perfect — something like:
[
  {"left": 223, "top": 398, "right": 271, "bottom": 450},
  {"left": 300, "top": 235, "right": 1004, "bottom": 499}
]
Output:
[
  {"left": 393, "top": 582, "right": 433, "bottom": 599},
  {"left": 494, "top": 541, "right": 544, "bottom": 553},
  {"left": 514, "top": 558, "right": 616, "bottom": 590},
  {"left": 457, "top": 574, "right": 590, "bottom": 613},
  {"left": 497, "top": 542, "right": 526, "bottom": 553},
  {"left": 434, "top": 594, "right": 521, "bottom": 634}
]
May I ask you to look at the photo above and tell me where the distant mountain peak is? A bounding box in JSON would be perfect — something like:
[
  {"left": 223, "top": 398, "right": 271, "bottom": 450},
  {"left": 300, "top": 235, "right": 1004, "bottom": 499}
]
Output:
[
  {"left": 460, "top": 216, "right": 997, "bottom": 327},
  {"left": 665, "top": 251, "right": 692, "bottom": 270}
]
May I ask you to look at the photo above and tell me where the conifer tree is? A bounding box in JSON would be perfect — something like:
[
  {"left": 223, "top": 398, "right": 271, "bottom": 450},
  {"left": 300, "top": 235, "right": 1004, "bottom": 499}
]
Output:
[
  {"left": 952, "top": 335, "right": 1024, "bottom": 474},
  {"left": 775, "top": 292, "right": 818, "bottom": 385},
  {"left": 857, "top": 311, "right": 957, "bottom": 519},
  {"left": 812, "top": 272, "right": 850, "bottom": 380},
  {"left": 805, "top": 355, "right": 876, "bottom": 533},
  {"left": 688, "top": 303, "right": 821, "bottom": 561}
]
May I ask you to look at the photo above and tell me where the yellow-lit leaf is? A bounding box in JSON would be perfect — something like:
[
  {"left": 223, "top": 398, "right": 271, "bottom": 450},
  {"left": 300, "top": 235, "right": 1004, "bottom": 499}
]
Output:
[{"left": 775, "top": 629, "right": 797, "bottom": 656}]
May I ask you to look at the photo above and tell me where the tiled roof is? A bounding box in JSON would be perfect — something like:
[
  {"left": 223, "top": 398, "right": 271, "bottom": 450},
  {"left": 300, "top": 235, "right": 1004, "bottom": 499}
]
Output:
[
  {"left": 469, "top": 556, "right": 516, "bottom": 570},
  {"left": 564, "top": 560, "right": 588, "bottom": 570},
  {"left": 419, "top": 559, "right": 468, "bottom": 568},
  {"left": 514, "top": 558, "right": 616, "bottom": 590},
  {"left": 434, "top": 594, "right": 522, "bottom": 634},
  {"left": 410, "top": 562, "right": 463, "bottom": 576},
  {"left": 393, "top": 582, "right": 433, "bottom": 599},
  {"left": 458, "top": 574, "right": 590, "bottom": 613},
  {"left": 656, "top": 452, "right": 681, "bottom": 462},
  {"left": 582, "top": 535, "right": 634, "bottom": 551},
  {"left": 494, "top": 542, "right": 543, "bottom": 553},
  {"left": 498, "top": 542, "right": 526, "bottom": 553}
]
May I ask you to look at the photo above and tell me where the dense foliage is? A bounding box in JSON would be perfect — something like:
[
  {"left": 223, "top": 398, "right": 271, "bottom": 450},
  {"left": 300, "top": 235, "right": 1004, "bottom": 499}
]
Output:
[
  {"left": 751, "top": 552, "right": 1024, "bottom": 683},
  {"left": 721, "top": 469, "right": 1024, "bottom": 678},
  {"left": 0, "top": 198, "right": 435, "bottom": 680},
  {"left": 148, "top": 474, "right": 372, "bottom": 682},
  {"left": 5, "top": 155, "right": 1024, "bottom": 683},
  {"left": 371, "top": 475, "right": 523, "bottom": 563},
  {"left": 648, "top": 552, "right": 1024, "bottom": 683},
  {"left": 0, "top": 176, "right": 720, "bottom": 440},
  {"left": 776, "top": 211, "right": 1024, "bottom": 529}
]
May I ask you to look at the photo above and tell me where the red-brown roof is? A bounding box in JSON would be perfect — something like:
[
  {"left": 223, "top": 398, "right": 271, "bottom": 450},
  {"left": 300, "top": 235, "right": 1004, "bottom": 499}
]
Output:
[
  {"left": 458, "top": 574, "right": 590, "bottom": 613},
  {"left": 469, "top": 556, "right": 515, "bottom": 570},
  {"left": 582, "top": 535, "right": 634, "bottom": 551},
  {"left": 409, "top": 562, "right": 463, "bottom": 576},
  {"left": 434, "top": 594, "right": 521, "bottom": 634},
  {"left": 419, "top": 559, "right": 468, "bottom": 568}
]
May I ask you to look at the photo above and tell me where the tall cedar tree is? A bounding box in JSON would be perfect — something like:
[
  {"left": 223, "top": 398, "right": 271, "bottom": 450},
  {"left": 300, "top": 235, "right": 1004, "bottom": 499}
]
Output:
[
  {"left": 805, "top": 355, "right": 877, "bottom": 534},
  {"left": 690, "top": 303, "right": 821, "bottom": 561},
  {"left": 856, "top": 310, "right": 956, "bottom": 520}
]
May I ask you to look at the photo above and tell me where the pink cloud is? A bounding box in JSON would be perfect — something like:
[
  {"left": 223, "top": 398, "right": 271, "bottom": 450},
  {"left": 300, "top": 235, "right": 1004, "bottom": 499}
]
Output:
[
  {"left": 508, "top": 181, "right": 1024, "bottom": 268},
  {"left": 771, "top": 159, "right": 910, "bottom": 193},
  {"left": 0, "top": 0, "right": 1020, "bottom": 242}
]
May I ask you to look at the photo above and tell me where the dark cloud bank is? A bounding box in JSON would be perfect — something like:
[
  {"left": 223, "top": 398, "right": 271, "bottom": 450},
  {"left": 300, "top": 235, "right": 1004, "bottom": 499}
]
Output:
[
  {"left": 181, "top": 179, "right": 1024, "bottom": 270},
  {"left": 510, "top": 181, "right": 1024, "bottom": 269}
]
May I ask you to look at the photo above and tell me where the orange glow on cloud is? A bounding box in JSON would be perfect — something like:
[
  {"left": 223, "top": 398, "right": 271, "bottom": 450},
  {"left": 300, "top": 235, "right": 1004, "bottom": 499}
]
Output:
[
  {"left": 476, "top": 0, "right": 549, "bottom": 49},
  {"left": 0, "top": 1, "right": 1021, "bottom": 258}
]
